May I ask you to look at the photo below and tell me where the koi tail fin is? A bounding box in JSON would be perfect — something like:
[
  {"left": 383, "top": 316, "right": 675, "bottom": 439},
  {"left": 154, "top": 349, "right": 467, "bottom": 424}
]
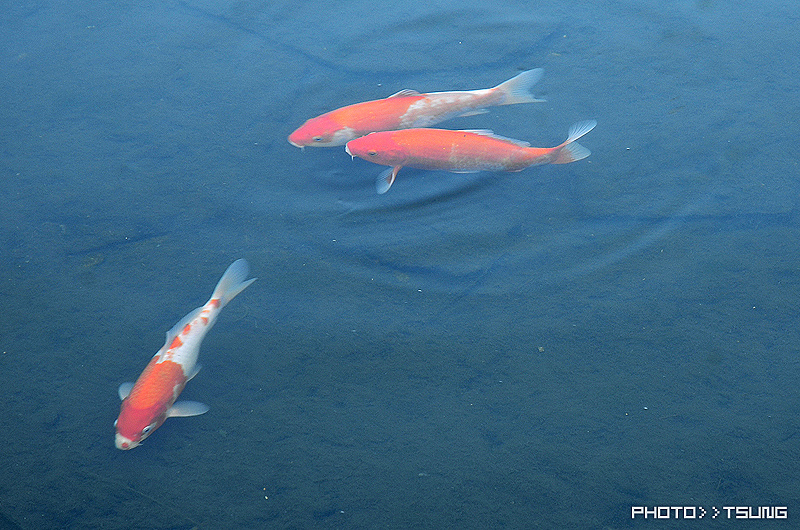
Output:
[
  {"left": 552, "top": 120, "right": 597, "bottom": 164},
  {"left": 212, "top": 258, "right": 257, "bottom": 307},
  {"left": 494, "top": 68, "right": 546, "bottom": 105}
]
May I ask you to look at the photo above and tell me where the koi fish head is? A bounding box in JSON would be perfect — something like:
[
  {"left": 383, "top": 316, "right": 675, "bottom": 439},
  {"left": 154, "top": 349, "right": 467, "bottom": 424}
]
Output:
[
  {"left": 115, "top": 399, "right": 167, "bottom": 450},
  {"left": 114, "top": 359, "right": 186, "bottom": 450},
  {"left": 345, "top": 132, "right": 407, "bottom": 166},
  {"left": 288, "top": 114, "right": 355, "bottom": 147}
]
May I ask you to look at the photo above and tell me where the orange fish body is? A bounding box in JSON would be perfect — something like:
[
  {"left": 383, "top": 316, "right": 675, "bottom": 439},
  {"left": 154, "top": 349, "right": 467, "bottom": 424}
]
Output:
[
  {"left": 114, "top": 259, "right": 256, "bottom": 450},
  {"left": 288, "top": 69, "right": 544, "bottom": 147},
  {"left": 345, "top": 120, "right": 597, "bottom": 193}
]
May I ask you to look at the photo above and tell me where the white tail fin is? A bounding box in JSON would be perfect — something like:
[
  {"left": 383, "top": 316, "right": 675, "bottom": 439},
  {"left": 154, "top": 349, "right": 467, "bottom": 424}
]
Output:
[
  {"left": 493, "top": 68, "right": 546, "bottom": 105},
  {"left": 553, "top": 142, "right": 591, "bottom": 164},
  {"left": 552, "top": 120, "right": 597, "bottom": 164},
  {"left": 565, "top": 120, "right": 597, "bottom": 143},
  {"left": 212, "top": 258, "right": 256, "bottom": 307}
]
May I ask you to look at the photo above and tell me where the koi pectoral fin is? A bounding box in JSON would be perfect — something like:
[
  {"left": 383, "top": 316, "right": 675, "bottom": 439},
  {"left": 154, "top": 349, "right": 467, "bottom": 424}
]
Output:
[
  {"left": 167, "top": 401, "right": 210, "bottom": 417},
  {"left": 186, "top": 364, "right": 202, "bottom": 382},
  {"left": 376, "top": 166, "right": 402, "bottom": 194},
  {"left": 118, "top": 382, "right": 134, "bottom": 401}
]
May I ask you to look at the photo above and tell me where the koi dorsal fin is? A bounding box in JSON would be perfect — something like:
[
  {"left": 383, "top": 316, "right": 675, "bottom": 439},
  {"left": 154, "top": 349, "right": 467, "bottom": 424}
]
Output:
[
  {"left": 388, "top": 89, "right": 421, "bottom": 98},
  {"left": 461, "top": 130, "right": 530, "bottom": 147}
]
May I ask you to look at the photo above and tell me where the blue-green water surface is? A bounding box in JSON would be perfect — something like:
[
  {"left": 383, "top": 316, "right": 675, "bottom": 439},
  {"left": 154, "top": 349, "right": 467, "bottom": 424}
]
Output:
[{"left": 1, "top": 0, "right": 798, "bottom": 528}]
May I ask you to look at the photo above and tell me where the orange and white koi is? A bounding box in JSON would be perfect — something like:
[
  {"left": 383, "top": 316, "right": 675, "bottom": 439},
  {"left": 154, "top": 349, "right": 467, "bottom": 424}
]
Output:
[
  {"left": 288, "top": 69, "right": 545, "bottom": 148},
  {"left": 344, "top": 120, "right": 597, "bottom": 193},
  {"left": 114, "top": 259, "right": 256, "bottom": 450}
]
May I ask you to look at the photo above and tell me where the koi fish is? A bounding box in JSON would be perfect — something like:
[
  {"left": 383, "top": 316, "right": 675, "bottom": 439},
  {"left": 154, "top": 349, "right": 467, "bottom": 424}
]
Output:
[
  {"left": 345, "top": 120, "right": 597, "bottom": 194},
  {"left": 288, "top": 68, "right": 545, "bottom": 148},
  {"left": 114, "top": 259, "right": 256, "bottom": 450}
]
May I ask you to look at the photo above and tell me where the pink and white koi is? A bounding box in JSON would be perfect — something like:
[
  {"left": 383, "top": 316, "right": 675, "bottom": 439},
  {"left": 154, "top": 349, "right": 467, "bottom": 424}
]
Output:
[
  {"left": 288, "top": 69, "right": 545, "bottom": 147},
  {"left": 114, "top": 259, "right": 256, "bottom": 450}
]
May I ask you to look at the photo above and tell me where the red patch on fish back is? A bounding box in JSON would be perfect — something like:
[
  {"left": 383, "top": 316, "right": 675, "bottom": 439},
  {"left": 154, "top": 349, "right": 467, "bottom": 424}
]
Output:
[{"left": 127, "top": 359, "right": 185, "bottom": 409}]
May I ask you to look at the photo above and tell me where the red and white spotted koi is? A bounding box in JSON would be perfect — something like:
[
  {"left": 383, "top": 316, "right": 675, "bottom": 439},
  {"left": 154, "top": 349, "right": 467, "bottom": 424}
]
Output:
[{"left": 114, "top": 259, "right": 256, "bottom": 450}]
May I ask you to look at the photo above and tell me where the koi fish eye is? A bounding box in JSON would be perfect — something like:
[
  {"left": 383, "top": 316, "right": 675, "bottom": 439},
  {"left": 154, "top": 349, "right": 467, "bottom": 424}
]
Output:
[
  {"left": 312, "top": 136, "right": 323, "bottom": 143},
  {"left": 368, "top": 150, "right": 378, "bottom": 156},
  {"left": 141, "top": 425, "right": 152, "bottom": 435}
]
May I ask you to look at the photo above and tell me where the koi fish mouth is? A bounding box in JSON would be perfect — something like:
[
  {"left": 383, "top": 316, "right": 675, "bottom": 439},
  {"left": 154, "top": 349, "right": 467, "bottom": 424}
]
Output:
[
  {"left": 115, "top": 432, "right": 140, "bottom": 450},
  {"left": 345, "top": 145, "right": 353, "bottom": 158}
]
